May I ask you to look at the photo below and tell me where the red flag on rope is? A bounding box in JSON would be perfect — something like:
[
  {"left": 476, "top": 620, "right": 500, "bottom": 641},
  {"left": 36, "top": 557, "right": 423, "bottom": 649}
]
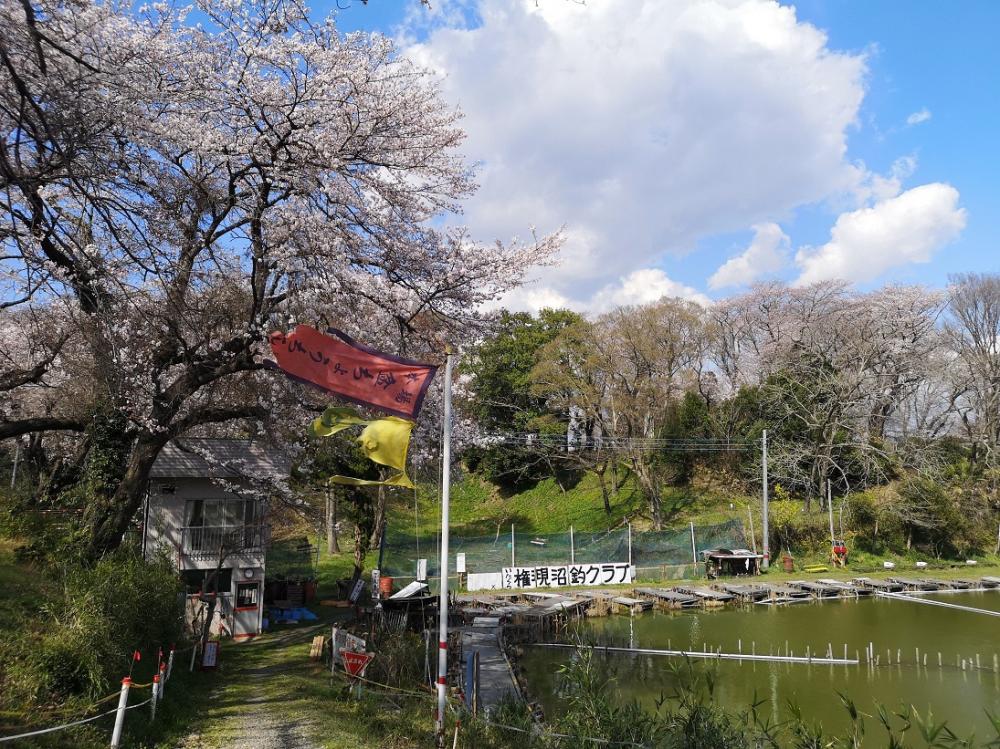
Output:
[{"left": 267, "top": 325, "right": 437, "bottom": 419}]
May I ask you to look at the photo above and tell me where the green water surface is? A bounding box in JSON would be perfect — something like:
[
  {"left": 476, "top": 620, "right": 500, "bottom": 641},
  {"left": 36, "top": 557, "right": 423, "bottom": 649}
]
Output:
[{"left": 518, "top": 591, "right": 1000, "bottom": 738}]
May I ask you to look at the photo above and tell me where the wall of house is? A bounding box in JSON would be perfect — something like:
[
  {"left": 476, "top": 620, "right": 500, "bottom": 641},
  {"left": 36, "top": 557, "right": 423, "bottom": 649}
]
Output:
[{"left": 144, "top": 477, "right": 265, "bottom": 572}]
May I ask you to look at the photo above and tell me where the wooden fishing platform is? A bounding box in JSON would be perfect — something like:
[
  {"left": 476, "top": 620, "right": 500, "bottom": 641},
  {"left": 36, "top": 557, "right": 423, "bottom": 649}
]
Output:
[
  {"left": 815, "top": 579, "right": 870, "bottom": 596},
  {"left": 612, "top": 596, "right": 654, "bottom": 613},
  {"left": 931, "top": 578, "right": 973, "bottom": 590},
  {"left": 713, "top": 583, "right": 771, "bottom": 602},
  {"left": 852, "top": 577, "right": 903, "bottom": 593},
  {"left": 761, "top": 585, "right": 813, "bottom": 605},
  {"left": 788, "top": 580, "right": 841, "bottom": 597},
  {"left": 635, "top": 587, "right": 701, "bottom": 609},
  {"left": 888, "top": 577, "right": 942, "bottom": 591},
  {"left": 676, "top": 585, "right": 735, "bottom": 606}
]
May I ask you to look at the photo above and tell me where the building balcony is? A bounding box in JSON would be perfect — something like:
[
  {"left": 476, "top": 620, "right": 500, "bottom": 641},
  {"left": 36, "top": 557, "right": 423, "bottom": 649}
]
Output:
[{"left": 180, "top": 524, "right": 269, "bottom": 559}]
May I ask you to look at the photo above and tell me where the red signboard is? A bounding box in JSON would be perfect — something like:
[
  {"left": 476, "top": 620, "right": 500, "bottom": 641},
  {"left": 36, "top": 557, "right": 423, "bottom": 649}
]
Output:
[
  {"left": 340, "top": 650, "right": 374, "bottom": 678},
  {"left": 267, "top": 325, "right": 437, "bottom": 419}
]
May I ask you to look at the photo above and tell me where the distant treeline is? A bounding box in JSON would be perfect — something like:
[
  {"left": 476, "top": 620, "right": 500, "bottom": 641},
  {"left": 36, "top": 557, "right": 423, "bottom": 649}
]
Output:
[{"left": 463, "top": 274, "right": 1000, "bottom": 558}]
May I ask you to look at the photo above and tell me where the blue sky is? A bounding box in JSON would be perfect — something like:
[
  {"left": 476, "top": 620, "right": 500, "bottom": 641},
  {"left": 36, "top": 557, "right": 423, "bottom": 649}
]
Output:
[{"left": 320, "top": 0, "right": 998, "bottom": 310}]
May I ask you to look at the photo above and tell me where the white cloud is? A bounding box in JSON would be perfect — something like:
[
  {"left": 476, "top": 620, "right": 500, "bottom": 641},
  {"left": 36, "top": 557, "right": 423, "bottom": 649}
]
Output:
[
  {"left": 854, "top": 155, "right": 917, "bottom": 204},
  {"left": 590, "top": 269, "right": 711, "bottom": 313},
  {"left": 405, "top": 0, "right": 868, "bottom": 306},
  {"left": 794, "top": 183, "right": 966, "bottom": 286},
  {"left": 493, "top": 268, "right": 709, "bottom": 314},
  {"left": 708, "top": 222, "right": 791, "bottom": 289},
  {"left": 906, "top": 108, "right": 932, "bottom": 126}
]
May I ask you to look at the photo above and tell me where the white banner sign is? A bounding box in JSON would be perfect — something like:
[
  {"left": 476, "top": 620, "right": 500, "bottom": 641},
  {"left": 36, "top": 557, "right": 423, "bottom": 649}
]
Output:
[{"left": 500, "top": 562, "right": 633, "bottom": 590}]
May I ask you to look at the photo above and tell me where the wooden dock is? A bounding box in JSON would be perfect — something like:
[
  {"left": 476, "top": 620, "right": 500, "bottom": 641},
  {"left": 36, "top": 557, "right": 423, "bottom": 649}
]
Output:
[
  {"left": 612, "top": 596, "right": 653, "bottom": 614},
  {"left": 888, "top": 577, "right": 942, "bottom": 591},
  {"left": 815, "top": 579, "right": 869, "bottom": 596},
  {"left": 635, "top": 587, "right": 701, "bottom": 609},
  {"left": 852, "top": 577, "right": 903, "bottom": 593},
  {"left": 713, "top": 583, "right": 771, "bottom": 602},
  {"left": 676, "top": 586, "right": 735, "bottom": 606},
  {"left": 788, "top": 580, "right": 841, "bottom": 597},
  {"left": 759, "top": 585, "right": 813, "bottom": 605}
]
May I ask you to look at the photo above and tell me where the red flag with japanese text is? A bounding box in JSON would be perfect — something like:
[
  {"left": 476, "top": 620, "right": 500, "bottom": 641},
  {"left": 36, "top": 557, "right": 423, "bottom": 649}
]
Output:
[{"left": 267, "top": 325, "right": 437, "bottom": 419}]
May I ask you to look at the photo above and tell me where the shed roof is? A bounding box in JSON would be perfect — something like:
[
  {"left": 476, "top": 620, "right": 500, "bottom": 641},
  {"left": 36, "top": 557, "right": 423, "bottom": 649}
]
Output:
[{"left": 150, "top": 438, "right": 291, "bottom": 479}]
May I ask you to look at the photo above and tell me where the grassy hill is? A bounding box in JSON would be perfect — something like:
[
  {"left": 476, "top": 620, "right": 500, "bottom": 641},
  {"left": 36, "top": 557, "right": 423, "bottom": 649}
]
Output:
[{"left": 387, "top": 471, "right": 754, "bottom": 539}]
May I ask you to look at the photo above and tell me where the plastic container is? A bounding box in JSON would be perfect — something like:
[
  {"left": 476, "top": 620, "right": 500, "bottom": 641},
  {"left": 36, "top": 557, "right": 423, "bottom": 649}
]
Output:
[
  {"left": 782, "top": 555, "right": 794, "bottom": 573},
  {"left": 379, "top": 576, "right": 394, "bottom": 596}
]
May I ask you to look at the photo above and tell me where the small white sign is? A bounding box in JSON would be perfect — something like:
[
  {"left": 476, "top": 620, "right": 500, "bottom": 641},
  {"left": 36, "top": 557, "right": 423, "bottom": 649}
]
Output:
[
  {"left": 331, "top": 627, "right": 366, "bottom": 666},
  {"left": 417, "top": 558, "right": 428, "bottom": 581},
  {"left": 456, "top": 553, "right": 466, "bottom": 573}
]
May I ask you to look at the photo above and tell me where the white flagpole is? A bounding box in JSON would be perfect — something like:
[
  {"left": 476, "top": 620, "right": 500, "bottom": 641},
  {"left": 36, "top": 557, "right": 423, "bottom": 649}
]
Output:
[{"left": 435, "top": 350, "right": 453, "bottom": 744}]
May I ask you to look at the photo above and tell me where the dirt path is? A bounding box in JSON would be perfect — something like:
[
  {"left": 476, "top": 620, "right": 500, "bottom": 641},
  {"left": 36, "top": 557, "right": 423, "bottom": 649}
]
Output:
[{"left": 180, "top": 625, "right": 326, "bottom": 749}]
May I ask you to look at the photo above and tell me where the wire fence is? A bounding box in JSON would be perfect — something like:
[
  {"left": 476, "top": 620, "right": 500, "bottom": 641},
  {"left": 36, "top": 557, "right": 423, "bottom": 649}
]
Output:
[{"left": 380, "top": 518, "right": 748, "bottom": 582}]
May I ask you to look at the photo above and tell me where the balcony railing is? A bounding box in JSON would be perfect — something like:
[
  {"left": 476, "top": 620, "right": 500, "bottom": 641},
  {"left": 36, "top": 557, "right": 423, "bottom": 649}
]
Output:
[{"left": 181, "top": 524, "right": 268, "bottom": 558}]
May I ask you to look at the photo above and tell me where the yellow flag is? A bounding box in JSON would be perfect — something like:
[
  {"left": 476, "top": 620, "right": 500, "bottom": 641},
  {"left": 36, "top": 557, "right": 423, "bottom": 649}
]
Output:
[{"left": 311, "top": 407, "right": 415, "bottom": 489}]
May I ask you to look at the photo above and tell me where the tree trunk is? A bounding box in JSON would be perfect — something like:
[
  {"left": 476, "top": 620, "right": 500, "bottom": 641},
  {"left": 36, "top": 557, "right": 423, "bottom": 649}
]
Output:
[
  {"left": 368, "top": 482, "right": 386, "bottom": 551},
  {"left": 86, "top": 432, "right": 167, "bottom": 557},
  {"left": 353, "top": 522, "right": 367, "bottom": 581},
  {"left": 326, "top": 485, "right": 340, "bottom": 554},
  {"left": 633, "top": 458, "right": 663, "bottom": 529},
  {"left": 595, "top": 461, "right": 612, "bottom": 515}
]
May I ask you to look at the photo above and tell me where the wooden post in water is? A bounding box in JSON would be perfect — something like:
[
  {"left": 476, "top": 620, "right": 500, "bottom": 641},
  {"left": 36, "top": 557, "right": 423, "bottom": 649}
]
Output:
[
  {"left": 938, "top": 652, "right": 942, "bottom": 667},
  {"left": 993, "top": 654, "right": 998, "bottom": 673},
  {"left": 897, "top": 648, "right": 901, "bottom": 663}
]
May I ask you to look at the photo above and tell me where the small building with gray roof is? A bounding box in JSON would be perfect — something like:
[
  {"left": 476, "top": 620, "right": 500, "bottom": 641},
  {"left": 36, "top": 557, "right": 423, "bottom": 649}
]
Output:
[{"left": 142, "top": 438, "right": 290, "bottom": 640}]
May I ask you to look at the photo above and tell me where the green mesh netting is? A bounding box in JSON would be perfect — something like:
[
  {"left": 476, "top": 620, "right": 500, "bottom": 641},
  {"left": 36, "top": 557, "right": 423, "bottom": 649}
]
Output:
[{"left": 380, "top": 518, "right": 746, "bottom": 579}]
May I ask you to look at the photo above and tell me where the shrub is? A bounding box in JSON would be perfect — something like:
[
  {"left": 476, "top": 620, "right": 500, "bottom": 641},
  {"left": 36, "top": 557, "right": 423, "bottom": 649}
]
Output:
[{"left": 1, "top": 551, "right": 183, "bottom": 708}]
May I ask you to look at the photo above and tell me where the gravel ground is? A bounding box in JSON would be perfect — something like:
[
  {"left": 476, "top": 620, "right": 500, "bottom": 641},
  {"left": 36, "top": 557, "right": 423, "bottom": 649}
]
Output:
[{"left": 180, "top": 626, "right": 324, "bottom": 749}]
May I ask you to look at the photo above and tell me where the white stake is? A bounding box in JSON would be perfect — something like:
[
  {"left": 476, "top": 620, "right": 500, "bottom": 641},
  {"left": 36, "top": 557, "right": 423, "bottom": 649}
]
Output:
[
  {"left": 435, "top": 351, "right": 454, "bottom": 745},
  {"left": 110, "top": 678, "right": 131, "bottom": 748},
  {"left": 151, "top": 674, "right": 160, "bottom": 720}
]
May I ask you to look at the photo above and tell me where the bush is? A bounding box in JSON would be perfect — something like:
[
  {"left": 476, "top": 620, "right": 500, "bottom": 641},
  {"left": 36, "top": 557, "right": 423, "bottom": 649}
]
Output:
[{"left": 1, "top": 551, "right": 184, "bottom": 709}]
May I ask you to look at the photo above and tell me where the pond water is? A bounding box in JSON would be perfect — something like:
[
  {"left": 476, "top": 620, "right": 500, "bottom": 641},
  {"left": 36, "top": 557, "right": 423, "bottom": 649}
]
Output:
[{"left": 519, "top": 591, "right": 1000, "bottom": 737}]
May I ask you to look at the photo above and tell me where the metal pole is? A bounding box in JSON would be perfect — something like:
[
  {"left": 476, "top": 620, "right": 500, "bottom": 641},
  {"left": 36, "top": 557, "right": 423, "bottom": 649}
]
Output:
[
  {"left": 435, "top": 351, "right": 454, "bottom": 745},
  {"left": 689, "top": 521, "right": 697, "bottom": 564},
  {"left": 110, "top": 677, "right": 131, "bottom": 748},
  {"left": 511, "top": 523, "right": 515, "bottom": 568},
  {"left": 627, "top": 522, "right": 632, "bottom": 567},
  {"left": 761, "top": 430, "right": 769, "bottom": 570},
  {"left": 570, "top": 525, "right": 575, "bottom": 565},
  {"left": 9, "top": 439, "right": 19, "bottom": 489}
]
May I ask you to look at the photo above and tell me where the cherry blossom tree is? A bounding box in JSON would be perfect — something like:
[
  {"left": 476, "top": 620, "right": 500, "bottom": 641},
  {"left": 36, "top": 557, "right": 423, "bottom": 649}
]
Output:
[{"left": 0, "top": 0, "right": 559, "bottom": 555}]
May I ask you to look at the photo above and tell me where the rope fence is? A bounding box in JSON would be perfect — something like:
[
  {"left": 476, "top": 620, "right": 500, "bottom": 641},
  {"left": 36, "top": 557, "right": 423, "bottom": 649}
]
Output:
[{"left": 0, "top": 643, "right": 199, "bottom": 746}]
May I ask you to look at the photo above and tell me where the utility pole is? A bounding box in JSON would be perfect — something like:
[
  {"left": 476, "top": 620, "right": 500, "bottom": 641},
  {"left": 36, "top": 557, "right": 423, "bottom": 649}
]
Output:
[
  {"left": 435, "top": 351, "right": 453, "bottom": 746},
  {"left": 761, "top": 430, "right": 769, "bottom": 570}
]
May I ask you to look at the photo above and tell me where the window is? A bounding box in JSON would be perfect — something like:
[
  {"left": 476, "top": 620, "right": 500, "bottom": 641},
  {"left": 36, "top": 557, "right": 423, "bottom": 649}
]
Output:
[
  {"left": 181, "top": 568, "right": 232, "bottom": 594},
  {"left": 184, "top": 499, "right": 261, "bottom": 552},
  {"left": 236, "top": 582, "right": 259, "bottom": 609}
]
